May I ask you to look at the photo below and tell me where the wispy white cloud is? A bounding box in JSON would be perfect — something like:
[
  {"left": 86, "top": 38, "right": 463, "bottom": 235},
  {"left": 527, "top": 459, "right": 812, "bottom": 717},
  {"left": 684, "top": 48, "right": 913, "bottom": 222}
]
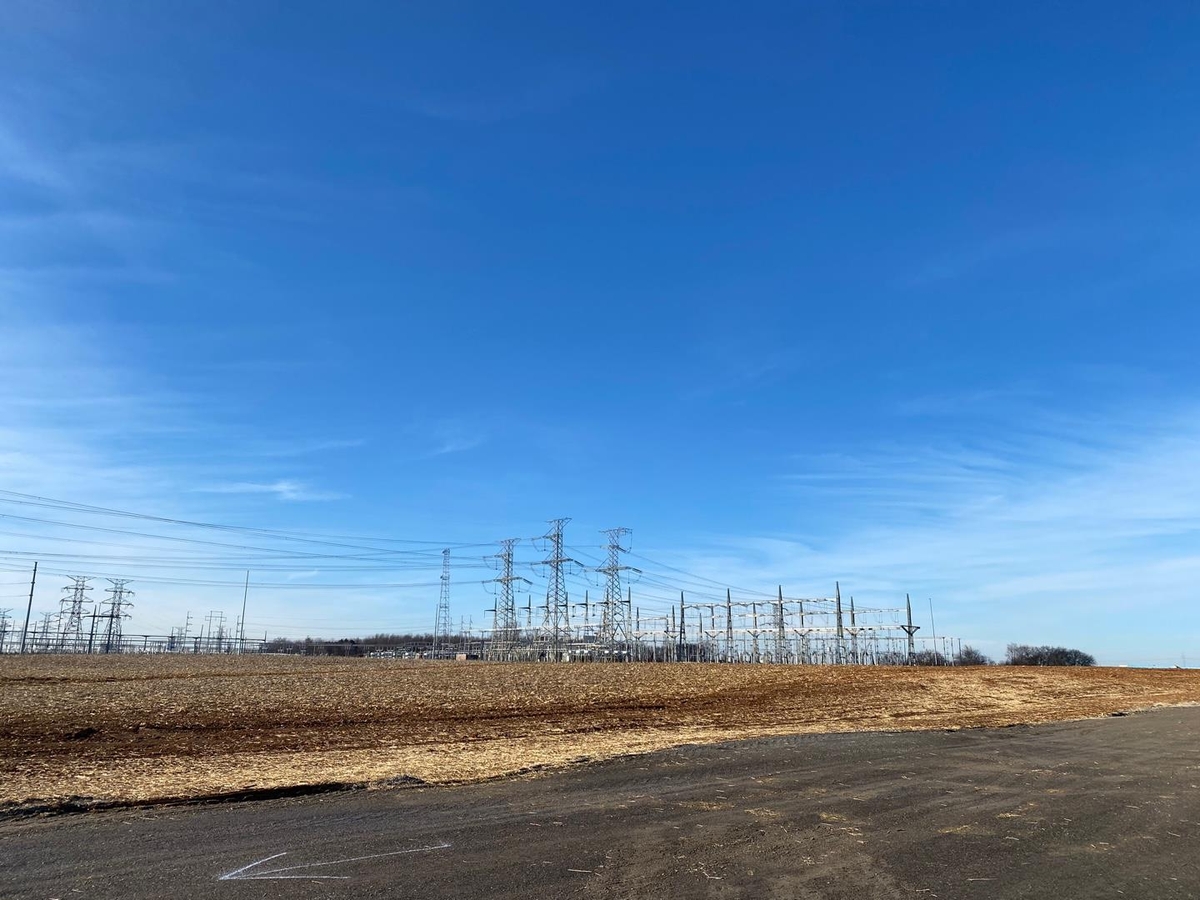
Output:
[
  {"left": 653, "top": 404, "right": 1200, "bottom": 665},
  {"left": 893, "top": 385, "right": 1048, "bottom": 418},
  {"left": 0, "top": 112, "right": 180, "bottom": 276},
  {"left": 902, "top": 221, "right": 1095, "bottom": 287},
  {"left": 0, "top": 122, "right": 70, "bottom": 190},
  {"left": 196, "top": 480, "right": 347, "bottom": 502},
  {"left": 432, "top": 435, "right": 485, "bottom": 456},
  {"left": 902, "top": 216, "right": 1200, "bottom": 293},
  {"left": 284, "top": 569, "right": 321, "bottom": 581},
  {"left": 241, "top": 438, "right": 366, "bottom": 459},
  {"left": 0, "top": 91, "right": 388, "bottom": 279},
  {"left": 408, "top": 419, "right": 487, "bottom": 458},
  {"left": 0, "top": 321, "right": 369, "bottom": 632},
  {"left": 682, "top": 342, "right": 805, "bottom": 402},
  {"left": 0, "top": 304, "right": 349, "bottom": 505}
]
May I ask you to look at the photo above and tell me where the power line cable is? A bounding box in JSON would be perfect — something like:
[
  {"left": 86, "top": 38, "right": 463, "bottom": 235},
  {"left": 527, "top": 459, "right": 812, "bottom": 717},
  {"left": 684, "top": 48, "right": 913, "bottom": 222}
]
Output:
[{"left": 0, "top": 491, "right": 492, "bottom": 551}]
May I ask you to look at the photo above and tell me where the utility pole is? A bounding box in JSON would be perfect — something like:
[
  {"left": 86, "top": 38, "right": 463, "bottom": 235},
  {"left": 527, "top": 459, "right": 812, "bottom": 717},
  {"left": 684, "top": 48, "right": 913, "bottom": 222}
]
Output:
[
  {"left": 775, "top": 586, "right": 787, "bottom": 663},
  {"left": 432, "top": 549, "right": 452, "bottom": 657},
  {"left": 900, "top": 593, "right": 920, "bottom": 662},
  {"left": 849, "top": 596, "right": 858, "bottom": 664},
  {"left": 835, "top": 582, "right": 844, "bottom": 664},
  {"left": 596, "top": 527, "right": 638, "bottom": 661},
  {"left": 626, "top": 586, "right": 634, "bottom": 660},
  {"left": 19, "top": 561, "right": 37, "bottom": 654},
  {"left": 704, "top": 603, "right": 718, "bottom": 662},
  {"left": 725, "top": 588, "right": 734, "bottom": 662},
  {"left": 798, "top": 597, "right": 807, "bottom": 664},
  {"left": 202, "top": 611, "right": 217, "bottom": 652},
  {"left": 217, "top": 611, "right": 227, "bottom": 652},
  {"left": 86, "top": 602, "right": 100, "bottom": 654},
  {"left": 929, "top": 597, "right": 938, "bottom": 665},
  {"left": 633, "top": 601, "right": 640, "bottom": 661},
  {"left": 677, "top": 592, "right": 686, "bottom": 662},
  {"left": 239, "top": 570, "right": 250, "bottom": 653}
]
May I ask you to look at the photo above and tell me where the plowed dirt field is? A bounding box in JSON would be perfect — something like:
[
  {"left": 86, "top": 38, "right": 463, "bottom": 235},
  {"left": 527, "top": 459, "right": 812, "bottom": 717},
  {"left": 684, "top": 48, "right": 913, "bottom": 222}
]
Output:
[{"left": 4, "top": 655, "right": 1199, "bottom": 813}]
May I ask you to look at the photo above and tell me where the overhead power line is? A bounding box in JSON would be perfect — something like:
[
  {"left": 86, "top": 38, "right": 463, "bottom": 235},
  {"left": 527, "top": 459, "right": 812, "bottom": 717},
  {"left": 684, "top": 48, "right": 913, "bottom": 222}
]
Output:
[{"left": 0, "top": 490, "right": 492, "bottom": 551}]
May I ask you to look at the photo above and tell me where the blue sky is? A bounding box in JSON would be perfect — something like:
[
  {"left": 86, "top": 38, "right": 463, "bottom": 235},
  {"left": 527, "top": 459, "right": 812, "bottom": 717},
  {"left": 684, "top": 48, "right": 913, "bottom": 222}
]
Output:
[{"left": 2, "top": 2, "right": 1199, "bottom": 664}]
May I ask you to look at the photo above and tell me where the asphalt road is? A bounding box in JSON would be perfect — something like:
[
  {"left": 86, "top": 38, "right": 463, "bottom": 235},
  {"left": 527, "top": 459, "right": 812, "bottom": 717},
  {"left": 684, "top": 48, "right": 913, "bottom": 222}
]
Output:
[{"left": 3, "top": 706, "right": 1199, "bottom": 899}]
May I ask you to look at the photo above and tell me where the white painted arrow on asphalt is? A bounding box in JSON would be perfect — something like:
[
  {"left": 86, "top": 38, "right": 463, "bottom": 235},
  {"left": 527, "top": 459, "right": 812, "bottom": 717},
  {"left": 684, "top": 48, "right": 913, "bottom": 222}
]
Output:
[{"left": 217, "top": 843, "right": 452, "bottom": 881}]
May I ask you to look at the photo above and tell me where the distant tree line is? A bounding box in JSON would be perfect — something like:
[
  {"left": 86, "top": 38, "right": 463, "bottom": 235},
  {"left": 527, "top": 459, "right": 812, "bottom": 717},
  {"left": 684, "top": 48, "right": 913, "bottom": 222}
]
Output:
[
  {"left": 905, "top": 644, "right": 1096, "bottom": 667},
  {"left": 1005, "top": 644, "right": 1096, "bottom": 666},
  {"left": 260, "top": 632, "right": 436, "bottom": 656}
]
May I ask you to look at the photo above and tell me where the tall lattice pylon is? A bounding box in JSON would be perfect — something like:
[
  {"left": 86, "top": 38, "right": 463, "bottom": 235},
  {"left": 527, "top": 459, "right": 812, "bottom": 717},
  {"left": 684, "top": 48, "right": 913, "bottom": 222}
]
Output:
[
  {"left": 596, "top": 527, "right": 638, "bottom": 660},
  {"left": 773, "top": 586, "right": 789, "bottom": 664},
  {"left": 38, "top": 611, "right": 56, "bottom": 651},
  {"left": 101, "top": 579, "right": 134, "bottom": 654},
  {"left": 487, "top": 539, "right": 529, "bottom": 659},
  {"left": 58, "top": 576, "right": 92, "bottom": 651},
  {"left": 432, "top": 549, "right": 452, "bottom": 657},
  {"left": 535, "top": 518, "right": 578, "bottom": 661}
]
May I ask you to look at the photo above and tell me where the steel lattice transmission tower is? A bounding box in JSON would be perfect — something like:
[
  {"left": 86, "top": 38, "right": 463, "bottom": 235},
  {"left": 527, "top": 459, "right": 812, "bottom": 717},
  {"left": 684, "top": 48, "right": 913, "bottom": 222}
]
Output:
[
  {"left": 100, "top": 579, "right": 134, "bottom": 654},
  {"left": 535, "top": 518, "right": 579, "bottom": 661},
  {"left": 487, "top": 539, "right": 529, "bottom": 658},
  {"left": 58, "top": 576, "right": 92, "bottom": 651},
  {"left": 432, "top": 549, "right": 452, "bottom": 657},
  {"left": 773, "top": 585, "right": 788, "bottom": 664},
  {"left": 38, "top": 611, "right": 56, "bottom": 651},
  {"left": 596, "top": 527, "right": 639, "bottom": 660}
]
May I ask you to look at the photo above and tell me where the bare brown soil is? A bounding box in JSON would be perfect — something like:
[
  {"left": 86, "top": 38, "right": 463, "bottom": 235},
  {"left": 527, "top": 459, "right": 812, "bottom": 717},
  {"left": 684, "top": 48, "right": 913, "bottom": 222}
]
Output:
[{"left": 3, "top": 655, "right": 1199, "bottom": 812}]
